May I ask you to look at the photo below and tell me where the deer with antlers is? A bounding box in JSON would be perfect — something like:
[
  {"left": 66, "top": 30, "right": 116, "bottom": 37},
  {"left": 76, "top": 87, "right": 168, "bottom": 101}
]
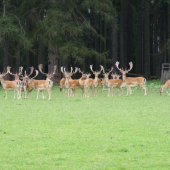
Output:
[
  {"left": 0, "top": 67, "right": 20, "bottom": 99},
  {"left": 78, "top": 68, "right": 94, "bottom": 97},
  {"left": 101, "top": 66, "right": 124, "bottom": 96},
  {"left": 115, "top": 61, "right": 147, "bottom": 95},
  {"left": 27, "top": 64, "right": 56, "bottom": 100},
  {"left": 61, "top": 66, "right": 79, "bottom": 97},
  {"left": 59, "top": 67, "right": 79, "bottom": 93},
  {"left": 83, "top": 73, "right": 92, "bottom": 97},
  {"left": 8, "top": 66, "right": 34, "bottom": 99},
  {"left": 111, "top": 73, "right": 121, "bottom": 79},
  {"left": 89, "top": 65, "right": 102, "bottom": 96}
]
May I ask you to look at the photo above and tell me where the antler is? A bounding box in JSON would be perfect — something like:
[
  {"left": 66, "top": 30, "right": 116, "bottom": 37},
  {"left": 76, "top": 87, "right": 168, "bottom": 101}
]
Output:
[
  {"left": 100, "top": 65, "right": 104, "bottom": 73},
  {"left": 7, "top": 66, "right": 11, "bottom": 74},
  {"left": 27, "top": 66, "right": 34, "bottom": 77},
  {"left": 31, "top": 70, "right": 39, "bottom": 79},
  {"left": 18, "top": 66, "right": 23, "bottom": 76},
  {"left": 115, "top": 61, "right": 122, "bottom": 72},
  {"left": 73, "top": 67, "right": 78, "bottom": 74},
  {"left": 99, "top": 65, "right": 103, "bottom": 73},
  {"left": 61, "top": 66, "right": 64, "bottom": 73},
  {"left": 127, "top": 62, "right": 133, "bottom": 72},
  {"left": 39, "top": 64, "right": 47, "bottom": 76},
  {"left": 78, "top": 68, "right": 84, "bottom": 75},
  {"left": 109, "top": 67, "right": 113, "bottom": 74},
  {"left": 53, "top": 65, "right": 57, "bottom": 74},
  {"left": 90, "top": 65, "right": 94, "bottom": 73},
  {"left": 100, "top": 65, "right": 113, "bottom": 74}
]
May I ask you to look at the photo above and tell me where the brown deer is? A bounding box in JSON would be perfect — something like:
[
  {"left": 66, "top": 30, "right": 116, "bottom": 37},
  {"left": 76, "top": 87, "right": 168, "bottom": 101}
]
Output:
[
  {"left": 89, "top": 65, "right": 102, "bottom": 96},
  {"left": 27, "top": 64, "right": 56, "bottom": 100},
  {"left": 160, "top": 80, "right": 170, "bottom": 95},
  {"left": 61, "top": 67, "right": 79, "bottom": 97},
  {"left": 101, "top": 66, "right": 124, "bottom": 96},
  {"left": 0, "top": 68, "right": 20, "bottom": 99},
  {"left": 115, "top": 61, "right": 147, "bottom": 95}
]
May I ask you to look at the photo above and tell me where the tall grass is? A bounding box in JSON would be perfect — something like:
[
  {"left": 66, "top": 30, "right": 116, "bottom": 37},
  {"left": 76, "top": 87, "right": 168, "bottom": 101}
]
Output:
[{"left": 0, "top": 80, "right": 170, "bottom": 170}]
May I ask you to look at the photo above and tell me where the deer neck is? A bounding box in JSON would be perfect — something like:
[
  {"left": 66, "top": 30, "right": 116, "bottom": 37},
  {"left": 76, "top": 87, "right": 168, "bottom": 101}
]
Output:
[
  {"left": 94, "top": 76, "right": 98, "bottom": 87},
  {"left": 122, "top": 73, "right": 127, "bottom": 82},
  {"left": 85, "top": 77, "right": 89, "bottom": 86},
  {"left": 105, "top": 76, "right": 110, "bottom": 87},
  {"left": 65, "top": 77, "right": 70, "bottom": 88}
]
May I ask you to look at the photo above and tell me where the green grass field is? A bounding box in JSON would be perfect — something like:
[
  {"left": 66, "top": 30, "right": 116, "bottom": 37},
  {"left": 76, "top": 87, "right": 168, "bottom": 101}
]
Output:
[{"left": 0, "top": 80, "right": 170, "bottom": 170}]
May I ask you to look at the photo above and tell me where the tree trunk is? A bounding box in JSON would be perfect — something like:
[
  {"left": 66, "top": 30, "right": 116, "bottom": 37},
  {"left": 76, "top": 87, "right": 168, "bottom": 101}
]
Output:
[
  {"left": 119, "top": 9, "right": 124, "bottom": 67},
  {"left": 3, "top": 38, "right": 8, "bottom": 73},
  {"left": 168, "top": 3, "right": 170, "bottom": 62},
  {"left": 135, "top": 0, "right": 143, "bottom": 74},
  {"left": 48, "top": 42, "right": 58, "bottom": 82},
  {"left": 144, "top": 0, "right": 151, "bottom": 80},
  {"left": 153, "top": 3, "right": 158, "bottom": 76},
  {"left": 111, "top": 19, "right": 118, "bottom": 71},
  {"left": 15, "top": 44, "right": 21, "bottom": 73}
]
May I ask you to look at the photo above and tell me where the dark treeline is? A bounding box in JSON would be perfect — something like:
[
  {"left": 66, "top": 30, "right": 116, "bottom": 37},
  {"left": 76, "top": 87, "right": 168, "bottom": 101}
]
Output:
[{"left": 0, "top": 0, "right": 170, "bottom": 81}]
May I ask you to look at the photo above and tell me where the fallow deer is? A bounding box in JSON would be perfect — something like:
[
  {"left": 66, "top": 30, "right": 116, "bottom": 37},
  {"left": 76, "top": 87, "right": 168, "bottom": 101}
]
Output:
[
  {"left": 0, "top": 68, "right": 20, "bottom": 99},
  {"left": 89, "top": 65, "right": 102, "bottom": 96},
  {"left": 115, "top": 61, "right": 147, "bottom": 95},
  {"left": 101, "top": 66, "right": 124, "bottom": 96}
]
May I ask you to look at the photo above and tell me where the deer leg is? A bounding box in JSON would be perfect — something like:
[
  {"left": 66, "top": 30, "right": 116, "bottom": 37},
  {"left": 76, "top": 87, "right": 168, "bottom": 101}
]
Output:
[
  {"left": 36, "top": 89, "right": 40, "bottom": 100},
  {"left": 129, "top": 87, "right": 132, "bottom": 95},
  {"left": 140, "top": 85, "right": 147, "bottom": 95},
  {"left": 46, "top": 88, "right": 51, "bottom": 100},
  {"left": 13, "top": 89, "right": 15, "bottom": 99},
  {"left": 19, "top": 88, "right": 21, "bottom": 99},
  {"left": 112, "top": 87, "right": 115, "bottom": 96},
  {"left": 119, "top": 86, "right": 122, "bottom": 96},
  {"left": 126, "top": 86, "right": 130, "bottom": 96},
  {"left": 87, "top": 87, "right": 90, "bottom": 97},
  {"left": 108, "top": 87, "right": 110, "bottom": 97},
  {"left": 5, "top": 89, "right": 8, "bottom": 99},
  {"left": 24, "top": 87, "right": 27, "bottom": 98},
  {"left": 17, "top": 89, "right": 20, "bottom": 99}
]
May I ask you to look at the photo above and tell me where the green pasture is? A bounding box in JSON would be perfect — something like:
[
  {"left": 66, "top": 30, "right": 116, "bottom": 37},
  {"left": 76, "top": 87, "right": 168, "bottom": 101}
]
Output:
[{"left": 0, "top": 80, "right": 170, "bottom": 170}]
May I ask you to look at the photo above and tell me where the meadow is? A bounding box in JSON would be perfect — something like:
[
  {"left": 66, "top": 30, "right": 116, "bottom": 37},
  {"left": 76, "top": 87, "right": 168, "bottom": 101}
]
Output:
[{"left": 0, "top": 80, "right": 170, "bottom": 170}]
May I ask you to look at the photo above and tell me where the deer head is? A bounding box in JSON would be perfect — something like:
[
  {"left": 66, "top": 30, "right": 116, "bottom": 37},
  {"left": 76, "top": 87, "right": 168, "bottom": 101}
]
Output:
[
  {"left": 101, "top": 65, "right": 113, "bottom": 79},
  {"left": 39, "top": 64, "right": 57, "bottom": 79},
  {"left": 7, "top": 66, "right": 22, "bottom": 80},
  {"left": 90, "top": 65, "right": 103, "bottom": 78},
  {"left": 78, "top": 68, "right": 87, "bottom": 78},
  {"left": 61, "top": 66, "right": 73, "bottom": 79}
]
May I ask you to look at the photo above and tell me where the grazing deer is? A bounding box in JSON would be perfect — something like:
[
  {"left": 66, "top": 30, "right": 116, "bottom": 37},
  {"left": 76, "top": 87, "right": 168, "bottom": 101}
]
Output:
[
  {"left": 160, "top": 80, "right": 170, "bottom": 95},
  {"left": 89, "top": 65, "right": 102, "bottom": 96},
  {"left": 0, "top": 68, "right": 20, "bottom": 99},
  {"left": 115, "top": 61, "right": 147, "bottom": 95},
  {"left": 101, "top": 66, "right": 124, "bottom": 96}
]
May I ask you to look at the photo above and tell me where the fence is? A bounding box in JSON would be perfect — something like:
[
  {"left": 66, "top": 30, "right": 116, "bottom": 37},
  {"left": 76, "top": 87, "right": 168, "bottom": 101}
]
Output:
[{"left": 161, "top": 63, "right": 170, "bottom": 84}]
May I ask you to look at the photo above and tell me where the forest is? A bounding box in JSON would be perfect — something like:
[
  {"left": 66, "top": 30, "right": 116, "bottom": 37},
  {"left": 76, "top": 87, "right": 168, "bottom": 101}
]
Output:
[{"left": 0, "top": 0, "right": 170, "bottom": 82}]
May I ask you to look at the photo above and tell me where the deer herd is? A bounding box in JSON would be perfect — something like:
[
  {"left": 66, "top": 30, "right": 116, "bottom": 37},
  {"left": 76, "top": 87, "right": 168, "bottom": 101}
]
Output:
[
  {"left": 60, "top": 62, "right": 148, "bottom": 98},
  {"left": 0, "top": 64, "right": 56, "bottom": 100},
  {"left": 0, "top": 61, "right": 169, "bottom": 100}
]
